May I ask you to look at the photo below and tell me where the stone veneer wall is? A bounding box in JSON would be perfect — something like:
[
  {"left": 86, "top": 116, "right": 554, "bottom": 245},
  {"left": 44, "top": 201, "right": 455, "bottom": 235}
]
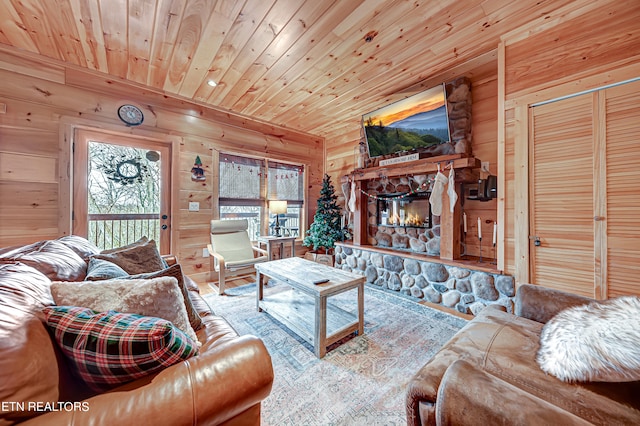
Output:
[{"left": 335, "top": 244, "right": 515, "bottom": 316}]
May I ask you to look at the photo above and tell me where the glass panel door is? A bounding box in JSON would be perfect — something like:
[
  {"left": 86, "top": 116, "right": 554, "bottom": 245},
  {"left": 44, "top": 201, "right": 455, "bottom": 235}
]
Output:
[{"left": 73, "top": 129, "right": 171, "bottom": 253}]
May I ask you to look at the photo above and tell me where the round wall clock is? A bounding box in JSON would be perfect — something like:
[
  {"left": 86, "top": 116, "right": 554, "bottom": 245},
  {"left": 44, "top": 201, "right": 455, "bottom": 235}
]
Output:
[{"left": 117, "top": 104, "right": 144, "bottom": 126}]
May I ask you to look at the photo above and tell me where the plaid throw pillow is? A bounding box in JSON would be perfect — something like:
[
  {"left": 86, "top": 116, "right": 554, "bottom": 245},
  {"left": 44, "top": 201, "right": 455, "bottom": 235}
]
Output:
[{"left": 43, "top": 306, "right": 199, "bottom": 391}]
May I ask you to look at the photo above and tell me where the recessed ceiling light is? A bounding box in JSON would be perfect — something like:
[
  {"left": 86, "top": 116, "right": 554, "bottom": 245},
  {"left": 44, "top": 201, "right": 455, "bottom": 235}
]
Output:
[{"left": 207, "top": 80, "right": 217, "bottom": 87}]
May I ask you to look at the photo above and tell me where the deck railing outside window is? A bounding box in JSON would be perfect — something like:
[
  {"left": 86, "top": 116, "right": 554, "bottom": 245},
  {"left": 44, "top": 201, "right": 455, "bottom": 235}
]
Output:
[
  {"left": 220, "top": 206, "right": 301, "bottom": 240},
  {"left": 219, "top": 209, "right": 261, "bottom": 240},
  {"left": 268, "top": 211, "right": 300, "bottom": 237},
  {"left": 88, "top": 213, "right": 159, "bottom": 250}
]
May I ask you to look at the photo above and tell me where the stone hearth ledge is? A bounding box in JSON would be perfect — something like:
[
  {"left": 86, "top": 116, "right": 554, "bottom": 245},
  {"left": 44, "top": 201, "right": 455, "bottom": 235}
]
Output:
[{"left": 334, "top": 242, "right": 515, "bottom": 316}]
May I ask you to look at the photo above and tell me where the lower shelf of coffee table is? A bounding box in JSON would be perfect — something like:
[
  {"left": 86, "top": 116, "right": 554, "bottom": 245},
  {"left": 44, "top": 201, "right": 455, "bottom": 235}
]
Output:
[{"left": 258, "top": 288, "right": 359, "bottom": 350}]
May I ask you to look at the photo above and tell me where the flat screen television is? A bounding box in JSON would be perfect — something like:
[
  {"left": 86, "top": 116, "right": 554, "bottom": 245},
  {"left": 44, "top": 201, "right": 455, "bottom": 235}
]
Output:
[{"left": 362, "top": 83, "right": 450, "bottom": 158}]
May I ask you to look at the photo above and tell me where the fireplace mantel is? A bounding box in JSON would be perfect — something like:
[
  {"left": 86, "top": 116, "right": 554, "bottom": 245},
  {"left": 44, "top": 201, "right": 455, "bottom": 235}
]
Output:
[
  {"left": 343, "top": 153, "right": 481, "bottom": 261},
  {"left": 347, "top": 153, "right": 480, "bottom": 182}
]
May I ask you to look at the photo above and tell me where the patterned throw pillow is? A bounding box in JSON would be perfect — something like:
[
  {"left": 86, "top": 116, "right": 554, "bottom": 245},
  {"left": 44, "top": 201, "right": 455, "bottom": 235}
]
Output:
[
  {"left": 91, "top": 239, "right": 166, "bottom": 275},
  {"left": 43, "top": 306, "right": 198, "bottom": 391},
  {"left": 122, "top": 264, "right": 203, "bottom": 331}
]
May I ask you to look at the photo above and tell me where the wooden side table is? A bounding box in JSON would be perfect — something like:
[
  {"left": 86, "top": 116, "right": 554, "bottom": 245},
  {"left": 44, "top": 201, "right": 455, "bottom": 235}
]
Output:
[{"left": 257, "top": 236, "right": 296, "bottom": 260}]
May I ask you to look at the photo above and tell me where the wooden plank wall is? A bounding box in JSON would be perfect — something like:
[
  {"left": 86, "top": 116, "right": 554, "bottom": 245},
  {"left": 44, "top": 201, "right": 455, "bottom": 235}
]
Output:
[
  {"left": 604, "top": 81, "right": 640, "bottom": 298},
  {"left": 461, "top": 63, "right": 498, "bottom": 259},
  {"left": 0, "top": 52, "right": 64, "bottom": 244},
  {"left": 501, "top": 0, "right": 640, "bottom": 282},
  {"left": 1, "top": 0, "right": 638, "bottom": 288},
  {"left": 0, "top": 47, "right": 324, "bottom": 284},
  {"left": 325, "top": 62, "right": 499, "bottom": 260},
  {"left": 504, "top": 1, "right": 640, "bottom": 100}
]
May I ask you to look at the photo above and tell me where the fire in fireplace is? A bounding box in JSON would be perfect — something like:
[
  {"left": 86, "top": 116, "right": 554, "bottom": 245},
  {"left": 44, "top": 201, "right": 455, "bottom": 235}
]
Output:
[{"left": 376, "top": 192, "right": 432, "bottom": 229}]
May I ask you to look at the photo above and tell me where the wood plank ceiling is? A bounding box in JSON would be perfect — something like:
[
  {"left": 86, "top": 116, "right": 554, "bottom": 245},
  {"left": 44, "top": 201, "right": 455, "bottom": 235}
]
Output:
[{"left": 0, "top": 0, "right": 574, "bottom": 141}]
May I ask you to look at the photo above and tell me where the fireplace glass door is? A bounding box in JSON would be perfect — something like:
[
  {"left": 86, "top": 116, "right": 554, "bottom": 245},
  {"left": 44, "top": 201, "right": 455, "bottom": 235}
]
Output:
[{"left": 376, "top": 193, "right": 432, "bottom": 229}]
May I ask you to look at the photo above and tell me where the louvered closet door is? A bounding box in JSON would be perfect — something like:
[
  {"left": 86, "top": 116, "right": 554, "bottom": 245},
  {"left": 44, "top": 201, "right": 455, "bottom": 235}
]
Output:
[
  {"left": 530, "top": 94, "right": 596, "bottom": 297},
  {"left": 604, "top": 80, "right": 640, "bottom": 297}
]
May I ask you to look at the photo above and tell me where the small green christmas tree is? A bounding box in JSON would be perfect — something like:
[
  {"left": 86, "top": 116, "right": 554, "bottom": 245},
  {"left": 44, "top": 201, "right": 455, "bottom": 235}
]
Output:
[{"left": 303, "top": 174, "right": 347, "bottom": 253}]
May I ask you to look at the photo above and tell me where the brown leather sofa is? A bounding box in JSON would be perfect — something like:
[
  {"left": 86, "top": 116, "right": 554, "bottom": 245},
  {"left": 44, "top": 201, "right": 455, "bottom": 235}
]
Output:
[
  {"left": 406, "top": 284, "right": 640, "bottom": 425},
  {"left": 0, "top": 236, "right": 274, "bottom": 426}
]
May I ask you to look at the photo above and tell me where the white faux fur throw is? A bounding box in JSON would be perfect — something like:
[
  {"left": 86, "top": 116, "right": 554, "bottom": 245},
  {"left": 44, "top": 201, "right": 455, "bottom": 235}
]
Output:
[{"left": 537, "top": 296, "right": 640, "bottom": 382}]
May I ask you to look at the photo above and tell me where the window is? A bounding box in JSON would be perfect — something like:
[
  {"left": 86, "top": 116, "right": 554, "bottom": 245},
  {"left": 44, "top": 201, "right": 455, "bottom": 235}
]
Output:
[
  {"left": 219, "top": 153, "right": 304, "bottom": 239},
  {"left": 267, "top": 161, "right": 304, "bottom": 237}
]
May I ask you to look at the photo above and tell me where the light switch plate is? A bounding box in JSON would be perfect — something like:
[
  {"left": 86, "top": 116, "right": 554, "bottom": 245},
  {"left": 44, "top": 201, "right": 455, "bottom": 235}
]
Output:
[
  {"left": 188, "top": 202, "right": 199, "bottom": 212},
  {"left": 481, "top": 161, "right": 490, "bottom": 173},
  {"left": 202, "top": 247, "right": 209, "bottom": 257}
]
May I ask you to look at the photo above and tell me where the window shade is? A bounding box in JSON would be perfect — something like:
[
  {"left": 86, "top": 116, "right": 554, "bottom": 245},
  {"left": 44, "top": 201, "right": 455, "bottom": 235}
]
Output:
[
  {"left": 219, "top": 154, "right": 264, "bottom": 199},
  {"left": 267, "top": 161, "right": 303, "bottom": 202}
]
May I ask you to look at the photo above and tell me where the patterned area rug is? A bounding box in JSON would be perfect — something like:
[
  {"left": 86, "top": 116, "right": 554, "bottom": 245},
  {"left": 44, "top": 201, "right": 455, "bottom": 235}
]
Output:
[{"left": 204, "top": 283, "right": 467, "bottom": 425}]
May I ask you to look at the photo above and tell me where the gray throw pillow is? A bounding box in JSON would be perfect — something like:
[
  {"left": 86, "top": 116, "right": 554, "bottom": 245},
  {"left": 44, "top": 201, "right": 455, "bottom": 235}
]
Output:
[{"left": 85, "top": 258, "right": 128, "bottom": 281}]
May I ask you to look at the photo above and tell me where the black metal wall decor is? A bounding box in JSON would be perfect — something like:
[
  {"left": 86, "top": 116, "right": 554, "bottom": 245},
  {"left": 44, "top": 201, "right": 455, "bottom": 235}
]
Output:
[{"left": 100, "top": 155, "right": 149, "bottom": 185}]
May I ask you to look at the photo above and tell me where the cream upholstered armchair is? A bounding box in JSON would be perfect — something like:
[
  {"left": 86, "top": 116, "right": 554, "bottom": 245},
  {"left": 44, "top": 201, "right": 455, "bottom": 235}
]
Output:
[{"left": 207, "top": 219, "right": 268, "bottom": 295}]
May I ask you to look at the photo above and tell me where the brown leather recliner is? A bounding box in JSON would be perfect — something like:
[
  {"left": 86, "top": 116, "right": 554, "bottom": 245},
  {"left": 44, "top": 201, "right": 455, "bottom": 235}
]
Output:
[
  {"left": 0, "top": 237, "right": 274, "bottom": 426},
  {"left": 406, "top": 284, "right": 640, "bottom": 425}
]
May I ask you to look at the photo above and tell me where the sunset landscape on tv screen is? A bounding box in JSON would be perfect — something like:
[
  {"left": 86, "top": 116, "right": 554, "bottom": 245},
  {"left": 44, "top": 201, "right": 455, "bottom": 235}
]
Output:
[{"left": 363, "top": 84, "right": 450, "bottom": 158}]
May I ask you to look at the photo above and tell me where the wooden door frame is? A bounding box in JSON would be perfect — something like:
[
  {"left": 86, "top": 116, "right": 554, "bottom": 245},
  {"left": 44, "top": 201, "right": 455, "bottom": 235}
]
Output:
[
  {"left": 60, "top": 120, "right": 179, "bottom": 254},
  {"left": 593, "top": 92, "right": 607, "bottom": 300}
]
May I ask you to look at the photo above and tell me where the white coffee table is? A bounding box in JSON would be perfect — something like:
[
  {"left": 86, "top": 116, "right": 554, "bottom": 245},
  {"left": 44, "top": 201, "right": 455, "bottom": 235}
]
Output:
[{"left": 255, "top": 257, "right": 365, "bottom": 358}]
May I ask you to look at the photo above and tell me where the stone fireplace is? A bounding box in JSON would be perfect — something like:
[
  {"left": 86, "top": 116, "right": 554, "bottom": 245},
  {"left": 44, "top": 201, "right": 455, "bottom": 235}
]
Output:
[
  {"left": 349, "top": 75, "right": 478, "bottom": 260},
  {"left": 338, "top": 75, "right": 517, "bottom": 316}
]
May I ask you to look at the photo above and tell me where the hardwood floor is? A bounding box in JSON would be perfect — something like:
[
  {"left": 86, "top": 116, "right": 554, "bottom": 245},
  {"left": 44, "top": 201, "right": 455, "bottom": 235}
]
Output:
[
  {"left": 418, "top": 300, "right": 473, "bottom": 320},
  {"left": 198, "top": 275, "right": 255, "bottom": 296}
]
